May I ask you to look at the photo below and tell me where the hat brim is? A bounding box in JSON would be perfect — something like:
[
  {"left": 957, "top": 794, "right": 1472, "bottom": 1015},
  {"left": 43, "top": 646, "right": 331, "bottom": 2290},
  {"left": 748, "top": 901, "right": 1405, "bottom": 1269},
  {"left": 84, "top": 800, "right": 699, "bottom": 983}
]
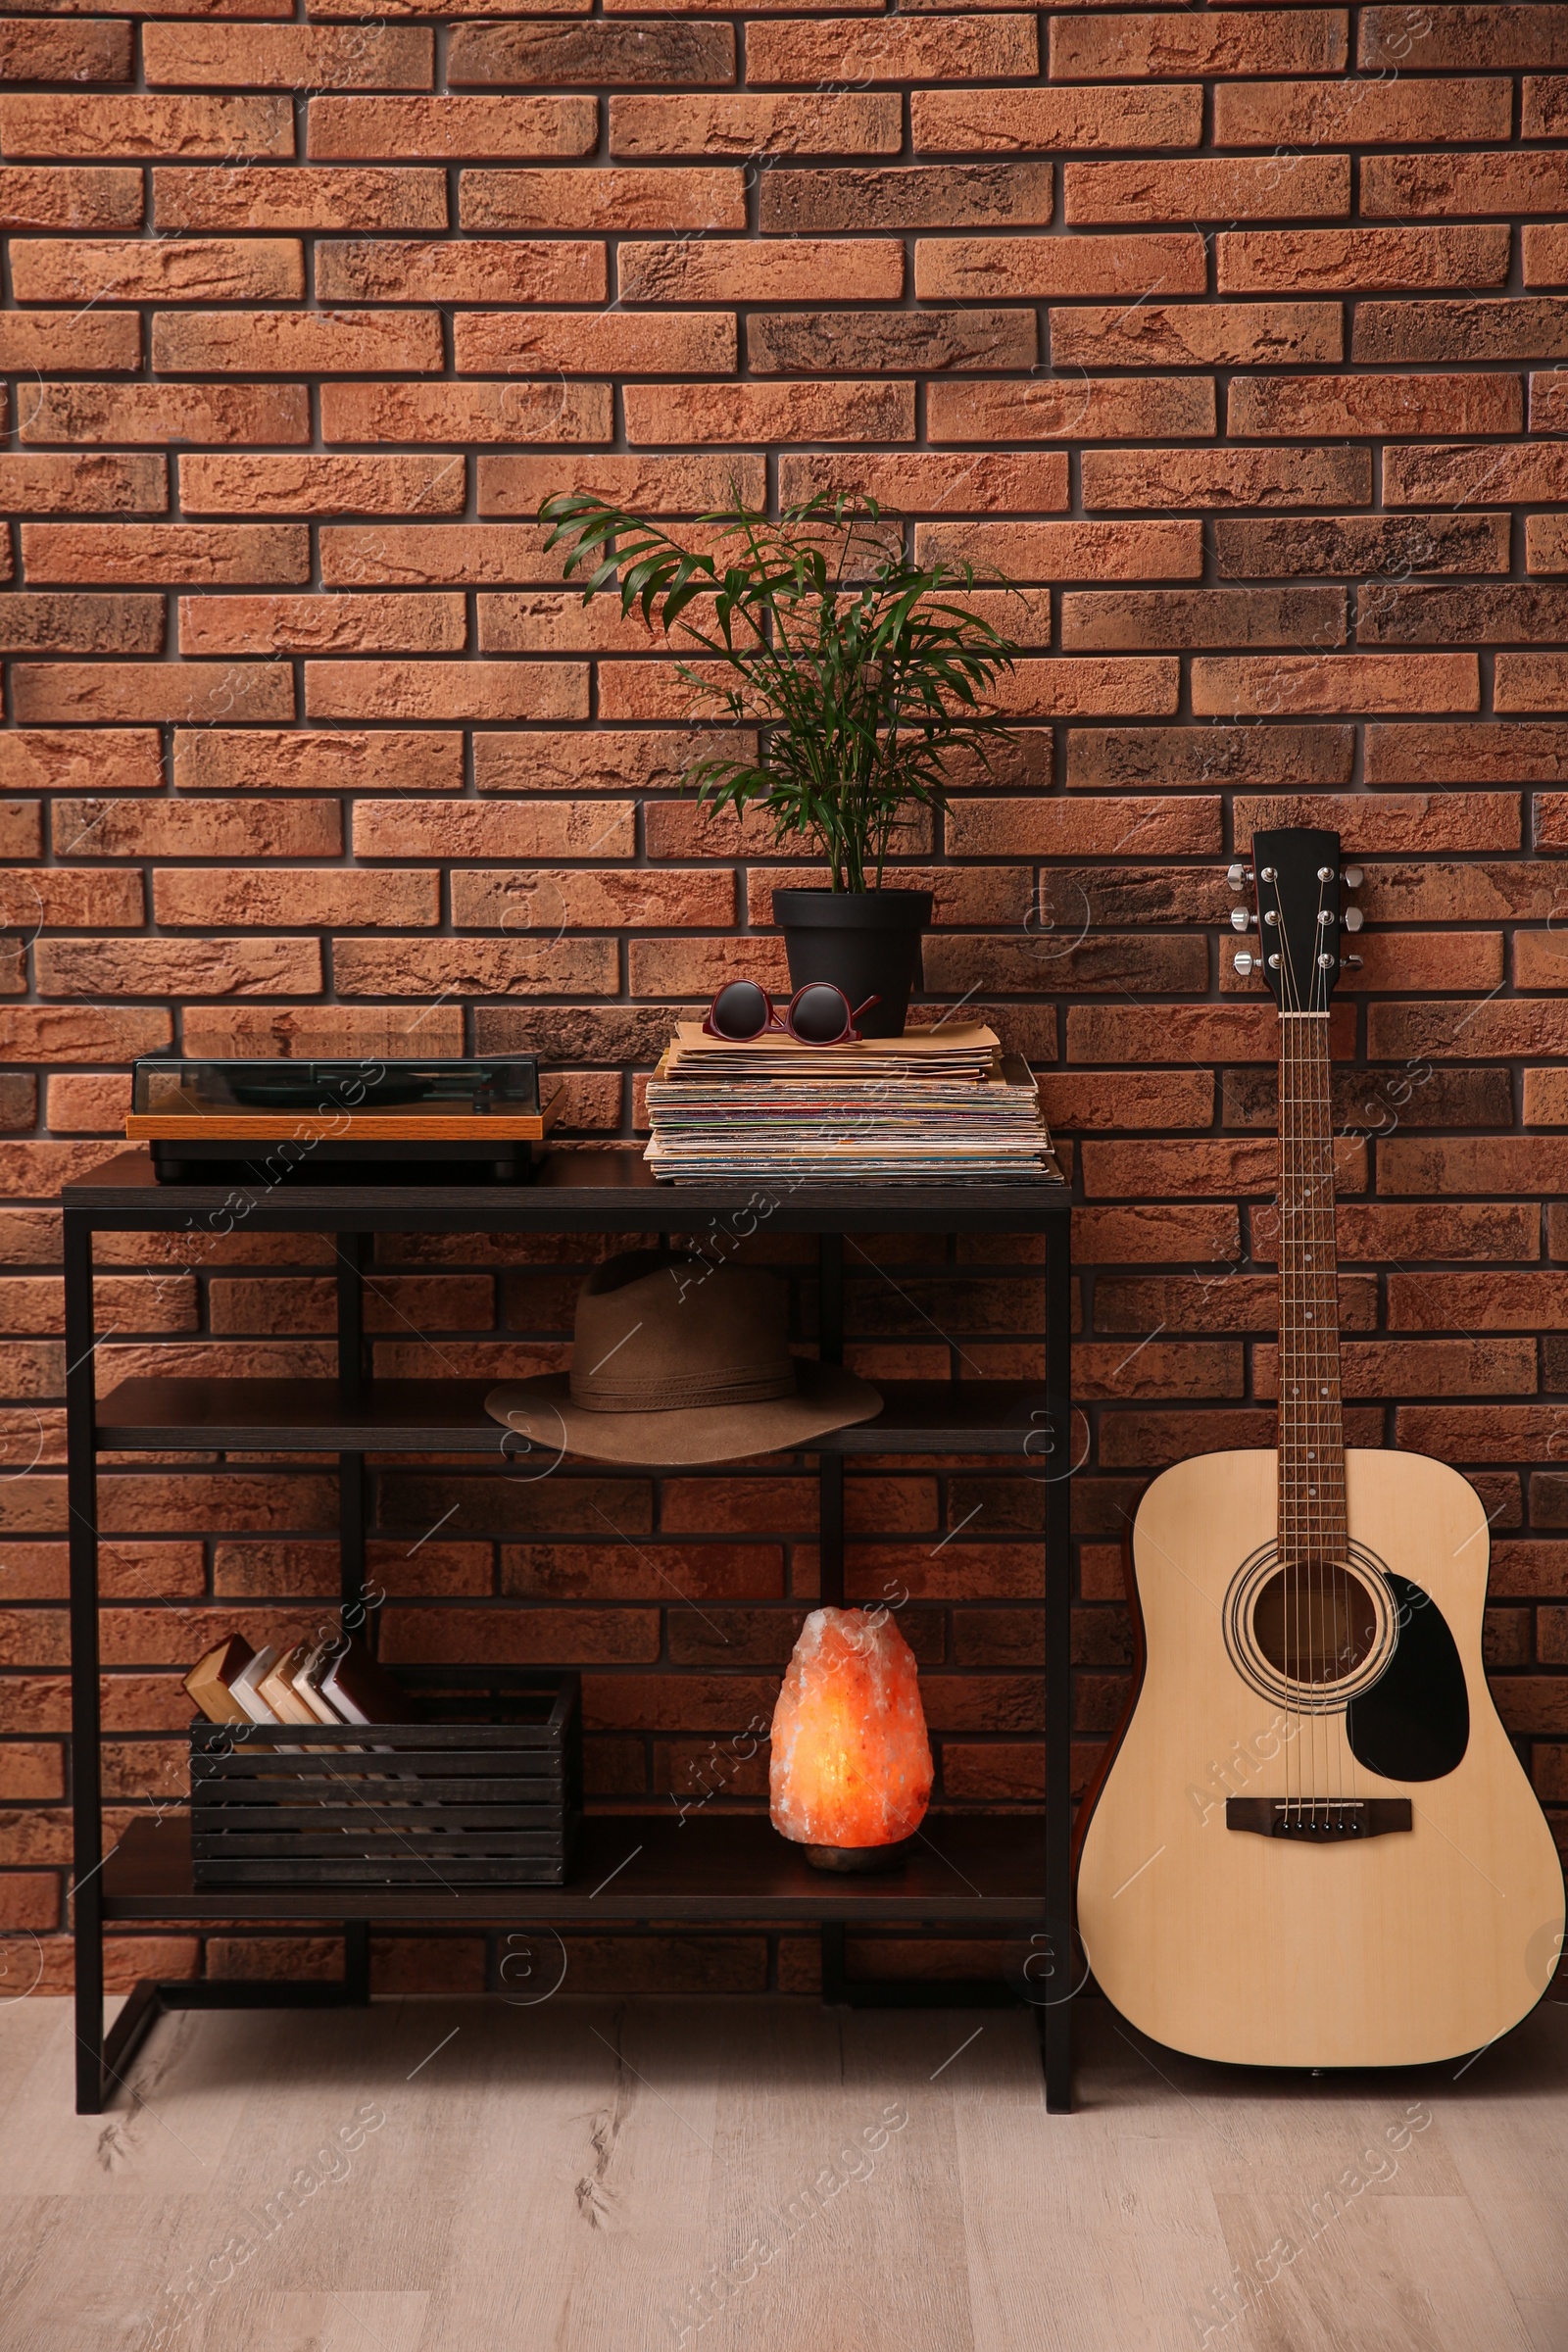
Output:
[{"left": 483, "top": 1361, "right": 883, "bottom": 1467}]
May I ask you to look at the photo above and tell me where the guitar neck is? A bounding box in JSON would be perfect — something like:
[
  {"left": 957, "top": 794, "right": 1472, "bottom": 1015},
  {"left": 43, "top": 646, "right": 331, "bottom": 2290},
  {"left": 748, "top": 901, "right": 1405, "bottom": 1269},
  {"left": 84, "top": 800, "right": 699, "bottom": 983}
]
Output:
[{"left": 1278, "top": 1011, "right": 1348, "bottom": 1558}]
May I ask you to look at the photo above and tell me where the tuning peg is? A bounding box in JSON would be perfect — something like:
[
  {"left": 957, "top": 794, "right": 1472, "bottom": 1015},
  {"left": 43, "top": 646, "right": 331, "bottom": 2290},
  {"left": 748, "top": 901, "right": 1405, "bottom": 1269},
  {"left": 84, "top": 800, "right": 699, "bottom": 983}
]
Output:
[
  {"left": 1229, "top": 906, "right": 1255, "bottom": 931},
  {"left": 1343, "top": 865, "right": 1363, "bottom": 889},
  {"left": 1317, "top": 951, "right": 1337, "bottom": 968},
  {"left": 1234, "top": 953, "right": 1254, "bottom": 977},
  {"left": 1343, "top": 906, "right": 1363, "bottom": 932},
  {"left": 1317, "top": 865, "right": 1335, "bottom": 883},
  {"left": 1227, "top": 862, "right": 1252, "bottom": 890},
  {"left": 1343, "top": 953, "right": 1363, "bottom": 969}
]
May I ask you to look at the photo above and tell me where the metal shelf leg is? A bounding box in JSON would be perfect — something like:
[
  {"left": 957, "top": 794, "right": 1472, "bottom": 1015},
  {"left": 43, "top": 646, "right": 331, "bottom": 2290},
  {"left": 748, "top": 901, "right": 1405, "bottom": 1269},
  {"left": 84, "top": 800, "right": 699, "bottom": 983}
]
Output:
[
  {"left": 65, "top": 1208, "right": 107, "bottom": 2114},
  {"left": 1044, "top": 1226, "right": 1075, "bottom": 2112}
]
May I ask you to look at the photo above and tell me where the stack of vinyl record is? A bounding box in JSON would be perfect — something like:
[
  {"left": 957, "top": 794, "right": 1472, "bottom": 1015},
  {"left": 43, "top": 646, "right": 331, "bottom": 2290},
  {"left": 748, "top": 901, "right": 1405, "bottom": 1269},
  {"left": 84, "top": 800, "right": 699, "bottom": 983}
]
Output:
[{"left": 645, "top": 1023, "right": 1062, "bottom": 1186}]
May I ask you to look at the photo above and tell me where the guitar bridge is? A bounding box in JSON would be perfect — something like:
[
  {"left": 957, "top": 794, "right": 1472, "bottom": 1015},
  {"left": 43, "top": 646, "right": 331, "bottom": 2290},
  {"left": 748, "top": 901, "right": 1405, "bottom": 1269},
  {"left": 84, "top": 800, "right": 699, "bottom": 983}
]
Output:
[{"left": 1226, "top": 1798, "right": 1413, "bottom": 1841}]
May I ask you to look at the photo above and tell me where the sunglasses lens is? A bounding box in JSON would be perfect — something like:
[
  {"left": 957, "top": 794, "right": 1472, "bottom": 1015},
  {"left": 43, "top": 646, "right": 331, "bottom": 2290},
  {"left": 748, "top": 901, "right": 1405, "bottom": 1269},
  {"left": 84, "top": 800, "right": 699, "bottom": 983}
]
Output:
[
  {"left": 790, "top": 983, "right": 851, "bottom": 1044},
  {"left": 710, "top": 980, "right": 770, "bottom": 1040}
]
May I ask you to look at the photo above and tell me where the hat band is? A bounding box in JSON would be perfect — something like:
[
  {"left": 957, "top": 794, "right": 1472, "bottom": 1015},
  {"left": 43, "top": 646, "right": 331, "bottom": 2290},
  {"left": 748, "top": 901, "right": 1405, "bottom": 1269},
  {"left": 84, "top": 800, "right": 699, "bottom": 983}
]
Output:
[{"left": 571, "top": 1361, "right": 798, "bottom": 1414}]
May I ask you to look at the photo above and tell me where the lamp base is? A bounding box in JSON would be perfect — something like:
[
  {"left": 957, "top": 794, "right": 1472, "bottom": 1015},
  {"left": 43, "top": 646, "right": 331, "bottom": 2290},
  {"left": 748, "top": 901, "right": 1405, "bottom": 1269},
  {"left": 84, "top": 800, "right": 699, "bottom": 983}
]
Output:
[{"left": 802, "top": 1836, "right": 916, "bottom": 1874}]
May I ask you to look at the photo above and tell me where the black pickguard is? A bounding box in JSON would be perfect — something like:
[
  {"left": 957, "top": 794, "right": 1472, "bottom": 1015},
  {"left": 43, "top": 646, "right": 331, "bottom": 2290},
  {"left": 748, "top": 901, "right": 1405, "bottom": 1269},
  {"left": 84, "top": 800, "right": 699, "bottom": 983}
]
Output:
[{"left": 1347, "top": 1574, "right": 1469, "bottom": 1783}]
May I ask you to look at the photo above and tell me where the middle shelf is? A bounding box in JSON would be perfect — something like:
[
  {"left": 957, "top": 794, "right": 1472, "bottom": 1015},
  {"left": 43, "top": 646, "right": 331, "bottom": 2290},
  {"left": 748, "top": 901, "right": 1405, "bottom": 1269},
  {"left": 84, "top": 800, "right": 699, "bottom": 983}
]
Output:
[{"left": 93, "top": 1377, "right": 1062, "bottom": 1457}]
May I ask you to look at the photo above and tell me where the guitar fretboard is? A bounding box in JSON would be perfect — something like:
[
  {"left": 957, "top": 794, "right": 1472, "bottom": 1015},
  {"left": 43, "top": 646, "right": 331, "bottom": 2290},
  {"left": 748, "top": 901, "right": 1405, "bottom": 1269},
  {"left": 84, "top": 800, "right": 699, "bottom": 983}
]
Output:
[{"left": 1278, "top": 1011, "right": 1348, "bottom": 1562}]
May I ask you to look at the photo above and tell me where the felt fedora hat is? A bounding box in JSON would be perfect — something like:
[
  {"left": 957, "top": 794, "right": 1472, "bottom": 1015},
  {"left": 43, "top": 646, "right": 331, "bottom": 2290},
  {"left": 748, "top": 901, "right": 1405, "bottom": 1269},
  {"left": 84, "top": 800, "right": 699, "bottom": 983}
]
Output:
[{"left": 485, "top": 1248, "right": 882, "bottom": 1467}]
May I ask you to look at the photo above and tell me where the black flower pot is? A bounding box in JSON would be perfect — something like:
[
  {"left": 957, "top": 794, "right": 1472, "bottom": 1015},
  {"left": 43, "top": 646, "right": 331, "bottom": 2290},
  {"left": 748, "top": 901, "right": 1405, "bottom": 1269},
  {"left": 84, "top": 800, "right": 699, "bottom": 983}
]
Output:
[{"left": 772, "top": 889, "right": 932, "bottom": 1038}]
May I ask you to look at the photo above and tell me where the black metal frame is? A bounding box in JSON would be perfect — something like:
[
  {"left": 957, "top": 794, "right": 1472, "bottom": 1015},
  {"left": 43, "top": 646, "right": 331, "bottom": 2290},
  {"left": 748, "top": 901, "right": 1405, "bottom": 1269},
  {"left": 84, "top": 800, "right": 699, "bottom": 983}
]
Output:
[{"left": 63, "top": 1152, "right": 1074, "bottom": 2114}]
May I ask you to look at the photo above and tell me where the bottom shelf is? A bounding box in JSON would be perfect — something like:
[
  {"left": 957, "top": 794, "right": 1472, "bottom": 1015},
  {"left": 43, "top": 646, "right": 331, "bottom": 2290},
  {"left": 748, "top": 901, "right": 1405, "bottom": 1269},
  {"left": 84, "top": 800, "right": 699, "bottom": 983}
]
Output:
[{"left": 101, "top": 1814, "right": 1048, "bottom": 1925}]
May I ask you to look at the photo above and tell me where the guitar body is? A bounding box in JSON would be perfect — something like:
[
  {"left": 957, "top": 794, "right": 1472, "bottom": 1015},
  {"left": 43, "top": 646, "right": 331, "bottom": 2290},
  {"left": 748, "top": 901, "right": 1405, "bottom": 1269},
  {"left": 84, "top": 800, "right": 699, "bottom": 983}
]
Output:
[{"left": 1078, "top": 1445, "right": 1565, "bottom": 2069}]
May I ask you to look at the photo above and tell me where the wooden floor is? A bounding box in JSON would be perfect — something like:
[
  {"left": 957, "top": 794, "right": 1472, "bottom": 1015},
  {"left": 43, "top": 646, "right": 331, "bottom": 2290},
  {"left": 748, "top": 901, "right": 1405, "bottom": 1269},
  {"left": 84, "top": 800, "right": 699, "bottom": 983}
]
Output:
[{"left": 0, "top": 1992, "right": 1564, "bottom": 2351}]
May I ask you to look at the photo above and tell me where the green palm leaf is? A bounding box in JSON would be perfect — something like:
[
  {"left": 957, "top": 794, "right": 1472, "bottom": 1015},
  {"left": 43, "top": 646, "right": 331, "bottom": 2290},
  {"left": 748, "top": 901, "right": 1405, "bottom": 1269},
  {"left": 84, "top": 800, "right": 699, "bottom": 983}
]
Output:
[{"left": 538, "top": 486, "right": 1022, "bottom": 893}]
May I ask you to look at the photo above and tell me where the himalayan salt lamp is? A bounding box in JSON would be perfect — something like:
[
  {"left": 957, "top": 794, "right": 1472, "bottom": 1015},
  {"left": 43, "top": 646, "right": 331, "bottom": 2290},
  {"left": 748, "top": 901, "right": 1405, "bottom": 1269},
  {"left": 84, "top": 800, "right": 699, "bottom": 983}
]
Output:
[{"left": 769, "top": 1608, "right": 933, "bottom": 1872}]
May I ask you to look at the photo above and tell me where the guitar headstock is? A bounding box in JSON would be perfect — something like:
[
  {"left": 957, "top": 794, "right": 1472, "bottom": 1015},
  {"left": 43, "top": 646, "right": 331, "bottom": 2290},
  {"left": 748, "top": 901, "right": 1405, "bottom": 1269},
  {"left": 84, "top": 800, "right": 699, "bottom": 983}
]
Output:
[{"left": 1227, "top": 826, "right": 1362, "bottom": 1010}]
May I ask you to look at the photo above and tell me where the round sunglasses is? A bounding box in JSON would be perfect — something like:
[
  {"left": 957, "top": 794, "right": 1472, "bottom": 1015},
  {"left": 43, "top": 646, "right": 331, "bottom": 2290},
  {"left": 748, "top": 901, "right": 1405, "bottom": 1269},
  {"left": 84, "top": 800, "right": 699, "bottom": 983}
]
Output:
[{"left": 704, "top": 980, "right": 882, "bottom": 1047}]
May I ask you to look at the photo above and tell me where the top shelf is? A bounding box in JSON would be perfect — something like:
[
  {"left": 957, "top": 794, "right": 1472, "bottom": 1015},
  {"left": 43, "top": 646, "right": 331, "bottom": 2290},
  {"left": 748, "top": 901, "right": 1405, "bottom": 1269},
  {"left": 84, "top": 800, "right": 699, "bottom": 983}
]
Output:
[
  {"left": 94, "top": 1377, "right": 1063, "bottom": 1457},
  {"left": 62, "top": 1150, "right": 1069, "bottom": 1237}
]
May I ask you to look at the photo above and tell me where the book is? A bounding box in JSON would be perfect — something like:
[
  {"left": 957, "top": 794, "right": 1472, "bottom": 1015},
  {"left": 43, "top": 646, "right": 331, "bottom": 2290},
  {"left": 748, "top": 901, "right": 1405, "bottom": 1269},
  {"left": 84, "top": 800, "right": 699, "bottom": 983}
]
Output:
[
  {"left": 229, "top": 1646, "right": 283, "bottom": 1726},
  {"left": 258, "top": 1644, "right": 328, "bottom": 1727},
  {"left": 292, "top": 1640, "right": 347, "bottom": 1725},
  {"left": 182, "top": 1634, "right": 256, "bottom": 1727},
  {"left": 320, "top": 1640, "right": 413, "bottom": 1728}
]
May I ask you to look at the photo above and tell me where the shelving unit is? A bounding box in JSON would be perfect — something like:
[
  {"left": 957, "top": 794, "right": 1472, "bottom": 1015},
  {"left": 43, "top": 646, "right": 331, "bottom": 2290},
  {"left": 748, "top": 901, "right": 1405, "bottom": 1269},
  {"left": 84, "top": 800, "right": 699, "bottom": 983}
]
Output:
[{"left": 64, "top": 1150, "right": 1074, "bottom": 2114}]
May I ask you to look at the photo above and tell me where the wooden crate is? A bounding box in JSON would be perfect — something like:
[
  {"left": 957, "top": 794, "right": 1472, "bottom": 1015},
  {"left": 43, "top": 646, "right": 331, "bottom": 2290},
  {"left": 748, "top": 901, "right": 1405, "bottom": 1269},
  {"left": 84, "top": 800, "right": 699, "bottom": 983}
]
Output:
[{"left": 190, "top": 1670, "right": 580, "bottom": 1888}]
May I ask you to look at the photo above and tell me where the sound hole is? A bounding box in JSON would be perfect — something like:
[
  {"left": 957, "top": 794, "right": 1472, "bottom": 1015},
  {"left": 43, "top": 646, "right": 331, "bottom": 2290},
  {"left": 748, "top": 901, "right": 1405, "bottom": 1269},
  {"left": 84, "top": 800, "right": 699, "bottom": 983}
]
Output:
[{"left": 1250, "top": 1564, "right": 1379, "bottom": 1689}]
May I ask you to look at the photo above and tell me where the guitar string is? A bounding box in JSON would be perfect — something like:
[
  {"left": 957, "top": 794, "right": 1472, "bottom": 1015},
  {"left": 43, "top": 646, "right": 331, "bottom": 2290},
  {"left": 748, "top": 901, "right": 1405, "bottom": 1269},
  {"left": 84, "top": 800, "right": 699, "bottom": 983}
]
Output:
[
  {"left": 1326, "top": 1003, "right": 1352, "bottom": 1818},
  {"left": 1326, "top": 992, "right": 1350, "bottom": 1819},
  {"left": 1296, "top": 916, "right": 1316, "bottom": 1818},
  {"left": 1300, "top": 995, "right": 1316, "bottom": 1819},
  {"left": 1310, "top": 950, "right": 1350, "bottom": 1817},
  {"left": 1317, "top": 898, "right": 1338, "bottom": 1822},
  {"left": 1320, "top": 992, "right": 1343, "bottom": 1817},
  {"left": 1311, "top": 955, "right": 1347, "bottom": 1819},
  {"left": 1276, "top": 869, "right": 1354, "bottom": 1820},
  {"left": 1307, "top": 1008, "right": 1318, "bottom": 1818},
  {"left": 1307, "top": 936, "right": 1333, "bottom": 1817},
  {"left": 1278, "top": 1002, "right": 1298, "bottom": 1825},
  {"left": 1305, "top": 973, "right": 1320, "bottom": 1812},
  {"left": 1288, "top": 1002, "right": 1298, "bottom": 1806},
  {"left": 1278, "top": 991, "right": 1292, "bottom": 1818},
  {"left": 1279, "top": 896, "right": 1304, "bottom": 1818},
  {"left": 1278, "top": 1006, "right": 1298, "bottom": 1815},
  {"left": 1280, "top": 886, "right": 1352, "bottom": 1823},
  {"left": 1298, "top": 997, "right": 1313, "bottom": 1812},
  {"left": 1278, "top": 936, "right": 1298, "bottom": 1815},
  {"left": 1335, "top": 949, "right": 1355, "bottom": 1820},
  {"left": 1308, "top": 903, "right": 1334, "bottom": 1816}
]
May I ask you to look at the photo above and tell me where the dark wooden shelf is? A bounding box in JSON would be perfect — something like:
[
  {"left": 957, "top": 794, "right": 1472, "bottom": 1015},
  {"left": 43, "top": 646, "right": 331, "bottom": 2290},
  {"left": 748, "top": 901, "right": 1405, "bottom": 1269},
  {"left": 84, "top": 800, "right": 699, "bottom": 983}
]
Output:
[
  {"left": 65, "top": 1149, "right": 1068, "bottom": 1236},
  {"left": 103, "top": 1814, "right": 1048, "bottom": 1925},
  {"left": 94, "top": 1376, "right": 1061, "bottom": 1457}
]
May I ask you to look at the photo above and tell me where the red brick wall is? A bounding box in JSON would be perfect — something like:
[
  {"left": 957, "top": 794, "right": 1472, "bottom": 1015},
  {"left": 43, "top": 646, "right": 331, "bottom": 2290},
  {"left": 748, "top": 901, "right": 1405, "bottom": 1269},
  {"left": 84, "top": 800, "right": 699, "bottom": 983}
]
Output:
[{"left": 2, "top": 0, "right": 1567, "bottom": 1995}]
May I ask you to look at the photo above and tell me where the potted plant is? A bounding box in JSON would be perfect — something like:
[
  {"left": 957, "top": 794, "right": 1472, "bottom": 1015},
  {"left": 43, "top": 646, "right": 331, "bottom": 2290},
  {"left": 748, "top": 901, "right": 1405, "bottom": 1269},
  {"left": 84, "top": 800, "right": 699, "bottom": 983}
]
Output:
[{"left": 538, "top": 488, "right": 1021, "bottom": 1036}]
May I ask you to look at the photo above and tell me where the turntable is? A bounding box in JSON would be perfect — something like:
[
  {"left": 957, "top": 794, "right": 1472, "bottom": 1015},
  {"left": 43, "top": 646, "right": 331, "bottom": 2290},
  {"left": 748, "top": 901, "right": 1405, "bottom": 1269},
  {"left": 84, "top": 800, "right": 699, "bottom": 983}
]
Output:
[{"left": 127, "top": 1057, "right": 555, "bottom": 1185}]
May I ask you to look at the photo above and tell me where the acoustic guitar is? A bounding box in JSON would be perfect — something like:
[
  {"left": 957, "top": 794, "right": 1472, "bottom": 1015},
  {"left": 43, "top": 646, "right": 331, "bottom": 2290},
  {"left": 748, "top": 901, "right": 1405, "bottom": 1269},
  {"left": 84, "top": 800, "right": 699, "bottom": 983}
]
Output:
[{"left": 1077, "top": 827, "right": 1564, "bottom": 2069}]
